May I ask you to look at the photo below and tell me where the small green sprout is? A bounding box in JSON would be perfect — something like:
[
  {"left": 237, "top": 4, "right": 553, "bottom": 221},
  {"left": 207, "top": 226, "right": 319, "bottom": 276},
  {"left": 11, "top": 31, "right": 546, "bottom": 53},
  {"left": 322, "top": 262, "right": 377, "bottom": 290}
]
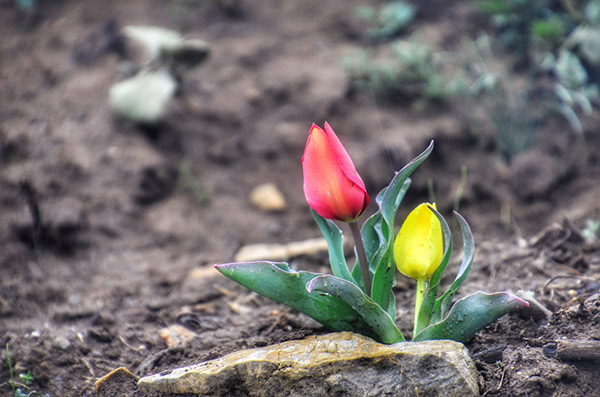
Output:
[
  {"left": 18, "top": 371, "right": 33, "bottom": 386},
  {"left": 582, "top": 219, "right": 600, "bottom": 242},
  {"left": 4, "top": 344, "right": 48, "bottom": 397}
]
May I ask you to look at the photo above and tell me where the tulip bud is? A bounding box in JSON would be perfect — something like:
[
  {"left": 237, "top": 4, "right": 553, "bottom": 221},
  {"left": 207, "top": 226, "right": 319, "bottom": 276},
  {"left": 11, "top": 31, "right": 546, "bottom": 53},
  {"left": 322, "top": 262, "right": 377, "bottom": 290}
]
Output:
[
  {"left": 394, "top": 203, "right": 443, "bottom": 280},
  {"left": 302, "top": 122, "right": 369, "bottom": 222}
]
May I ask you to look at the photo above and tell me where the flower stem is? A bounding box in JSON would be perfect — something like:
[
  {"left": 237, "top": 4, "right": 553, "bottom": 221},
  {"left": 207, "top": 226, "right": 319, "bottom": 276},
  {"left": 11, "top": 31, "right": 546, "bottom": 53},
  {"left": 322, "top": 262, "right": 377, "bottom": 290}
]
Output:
[
  {"left": 413, "top": 278, "right": 427, "bottom": 337},
  {"left": 349, "top": 220, "right": 372, "bottom": 297}
]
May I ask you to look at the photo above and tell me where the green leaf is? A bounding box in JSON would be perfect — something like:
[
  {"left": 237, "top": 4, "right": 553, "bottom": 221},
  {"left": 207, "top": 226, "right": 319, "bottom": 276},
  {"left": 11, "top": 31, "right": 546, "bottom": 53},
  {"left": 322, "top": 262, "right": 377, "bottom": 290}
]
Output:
[
  {"left": 415, "top": 205, "right": 453, "bottom": 333},
  {"left": 413, "top": 291, "right": 529, "bottom": 342},
  {"left": 361, "top": 188, "right": 386, "bottom": 266},
  {"left": 307, "top": 274, "right": 404, "bottom": 343},
  {"left": 366, "top": 141, "right": 434, "bottom": 314},
  {"left": 555, "top": 50, "right": 588, "bottom": 89},
  {"left": 554, "top": 102, "right": 584, "bottom": 135},
  {"left": 371, "top": 1, "right": 416, "bottom": 39},
  {"left": 19, "top": 370, "right": 34, "bottom": 385},
  {"left": 215, "top": 262, "right": 384, "bottom": 341},
  {"left": 585, "top": 0, "right": 600, "bottom": 25},
  {"left": 473, "top": 1, "right": 514, "bottom": 15},
  {"left": 531, "top": 18, "right": 566, "bottom": 43},
  {"left": 370, "top": 251, "right": 396, "bottom": 318},
  {"left": 311, "top": 209, "right": 354, "bottom": 284},
  {"left": 430, "top": 211, "right": 475, "bottom": 323}
]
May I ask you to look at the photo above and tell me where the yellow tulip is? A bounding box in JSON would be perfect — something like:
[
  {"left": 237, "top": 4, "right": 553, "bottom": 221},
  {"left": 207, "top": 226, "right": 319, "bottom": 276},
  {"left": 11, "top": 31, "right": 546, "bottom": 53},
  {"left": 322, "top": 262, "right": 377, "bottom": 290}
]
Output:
[{"left": 394, "top": 203, "right": 443, "bottom": 281}]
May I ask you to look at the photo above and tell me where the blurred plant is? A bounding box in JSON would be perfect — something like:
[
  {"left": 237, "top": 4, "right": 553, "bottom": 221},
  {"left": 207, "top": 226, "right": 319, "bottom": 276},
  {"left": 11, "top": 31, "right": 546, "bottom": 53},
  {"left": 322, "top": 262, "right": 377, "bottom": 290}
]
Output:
[
  {"left": 538, "top": 49, "right": 599, "bottom": 134},
  {"left": 355, "top": 1, "right": 416, "bottom": 40},
  {"left": 177, "top": 157, "right": 211, "bottom": 206},
  {"left": 344, "top": 38, "right": 467, "bottom": 109},
  {"left": 109, "top": 26, "right": 210, "bottom": 123},
  {"left": 536, "top": 0, "right": 600, "bottom": 134},
  {"left": 215, "top": 122, "right": 528, "bottom": 344},
  {"left": 582, "top": 219, "right": 600, "bottom": 242},
  {"left": 13, "top": 0, "right": 38, "bottom": 23},
  {"left": 2, "top": 344, "right": 48, "bottom": 397},
  {"left": 472, "top": 0, "right": 573, "bottom": 61},
  {"left": 461, "top": 35, "right": 545, "bottom": 161},
  {"left": 14, "top": 0, "right": 36, "bottom": 13},
  {"left": 473, "top": 0, "right": 600, "bottom": 137}
]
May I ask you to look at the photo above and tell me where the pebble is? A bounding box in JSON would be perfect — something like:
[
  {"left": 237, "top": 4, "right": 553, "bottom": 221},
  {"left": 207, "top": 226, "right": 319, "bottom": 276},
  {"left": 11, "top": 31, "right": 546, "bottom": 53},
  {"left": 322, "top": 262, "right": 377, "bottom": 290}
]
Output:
[{"left": 249, "top": 183, "right": 286, "bottom": 212}]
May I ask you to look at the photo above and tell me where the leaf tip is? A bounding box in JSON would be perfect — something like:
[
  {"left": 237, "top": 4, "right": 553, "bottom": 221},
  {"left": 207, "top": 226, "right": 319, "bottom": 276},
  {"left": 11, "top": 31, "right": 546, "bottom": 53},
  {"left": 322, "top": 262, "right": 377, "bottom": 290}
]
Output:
[{"left": 513, "top": 295, "right": 530, "bottom": 308}]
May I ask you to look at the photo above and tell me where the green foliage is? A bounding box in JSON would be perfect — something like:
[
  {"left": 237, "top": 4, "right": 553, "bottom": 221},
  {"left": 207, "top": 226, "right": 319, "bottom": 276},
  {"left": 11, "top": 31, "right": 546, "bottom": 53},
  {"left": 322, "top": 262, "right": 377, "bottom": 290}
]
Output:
[
  {"left": 18, "top": 371, "right": 33, "bottom": 386},
  {"left": 564, "top": 25, "right": 600, "bottom": 66},
  {"left": 347, "top": 1, "right": 597, "bottom": 159},
  {"left": 532, "top": 15, "right": 568, "bottom": 46},
  {"left": 586, "top": 0, "right": 600, "bottom": 24},
  {"left": 554, "top": 50, "right": 588, "bottom": 89},
  {"left": 471, "top": 0, "right": 600, "bottom": 140},
  {"left": 356, "top": 1, "right": 416, "bottom": 40},
  {"left": 413, "top": 292, "right": 528, "bottom": 341},
  {"left": 542, "top": 50, "right": 599, "bottom": 134},
  {"left": 472, "top": 0, "right": 571, "bottom": 57},
  {"left": 306, "top": 275, "right": 405, "bottom": 343},
  {"left": 3, "top": 344, "right": 48, "bottom": 397},
  {"left": 582, "top": 219, "right": 600, "bottom": 242},
  {"left": 344, "top": 38, "right": 466, "bottom": 108},
  {"left": 215, "top": 261, "right": 390, "bottom": 341},
  {"left": 216, "top": 143, "right": 527, "bottom": 343},
  {"left": 177, "top": 157, "right": 211, "bottom": 206},
  {"left": 461, "top": 35, "right": 544, "bottom": 160},
  {"left": 14, "top": 0, "right": 36, "bottom": 12},
  {"left": 360, "top": 141, "right": 433, "bottom": 314}
]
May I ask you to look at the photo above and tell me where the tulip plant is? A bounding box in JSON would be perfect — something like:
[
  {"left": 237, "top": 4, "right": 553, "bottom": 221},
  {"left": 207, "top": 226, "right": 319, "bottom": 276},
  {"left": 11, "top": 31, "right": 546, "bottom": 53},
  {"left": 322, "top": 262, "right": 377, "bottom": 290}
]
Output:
[{"left": 215, "top": 122, "right": 528, "bottom": 344}]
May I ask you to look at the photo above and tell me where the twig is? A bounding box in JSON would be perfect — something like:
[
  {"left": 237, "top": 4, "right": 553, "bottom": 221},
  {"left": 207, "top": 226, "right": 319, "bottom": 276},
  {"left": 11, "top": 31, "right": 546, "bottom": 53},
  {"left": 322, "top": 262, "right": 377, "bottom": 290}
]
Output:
[
  {"left": 81, "top": 357, "right": 96, "bottom": 380},
  {"left": 543, "top": 340, "right": 600, "bottom": 361},
  {"left": 543, "top": 275, "right": 597, "bottom": 291},
  {"left": 497, "top": 365, "right": 507, "bottom": 391}
]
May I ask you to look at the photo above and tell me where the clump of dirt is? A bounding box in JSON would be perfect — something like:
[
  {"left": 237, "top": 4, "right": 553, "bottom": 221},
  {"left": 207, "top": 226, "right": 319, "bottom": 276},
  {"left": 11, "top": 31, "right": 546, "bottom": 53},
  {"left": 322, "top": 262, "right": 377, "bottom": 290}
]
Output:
[{"left": 1, "top": 1, "right": 599, "bottom": 396}]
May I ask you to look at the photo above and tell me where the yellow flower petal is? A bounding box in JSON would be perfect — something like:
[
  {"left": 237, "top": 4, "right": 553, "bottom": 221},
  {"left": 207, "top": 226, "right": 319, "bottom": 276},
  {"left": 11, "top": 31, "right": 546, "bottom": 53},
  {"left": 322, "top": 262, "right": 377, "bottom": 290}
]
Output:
[{"left": 394, "top": 203, "right": 443, "bottom": 280}]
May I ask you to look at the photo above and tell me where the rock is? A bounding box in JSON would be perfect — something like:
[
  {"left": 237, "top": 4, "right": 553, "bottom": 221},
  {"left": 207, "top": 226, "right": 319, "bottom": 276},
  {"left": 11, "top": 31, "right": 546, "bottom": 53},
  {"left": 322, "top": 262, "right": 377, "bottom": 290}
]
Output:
[
  {"left": 234, "top": 237, "right": 328, "bottom": 262},
  {"left": 249, "top": 182, "right": 286, "bottom": 212},
  {"left": 159, "top": 324, "right": 197, "bottom": 348},
  {"left": 187, "top": 265, "right": 221, "bottom": 280},
  {"left": 138, "top": 332, "right": 480, "bottom": 396},
  {"left": 109, "top": 68, "right": 177, "bottom": 123},
  {"left": 52, "top": 335, "right": 71, "bottom": 351},
  {"left": 95, "top": 367, "right": 139, "bottom": 396}
]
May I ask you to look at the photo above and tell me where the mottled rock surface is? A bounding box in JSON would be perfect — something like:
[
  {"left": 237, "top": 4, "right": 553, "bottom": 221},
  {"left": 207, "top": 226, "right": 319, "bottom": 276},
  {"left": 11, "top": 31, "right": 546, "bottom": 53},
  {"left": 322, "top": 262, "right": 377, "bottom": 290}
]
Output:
[{"left": 138, "top": 332, "right": 479, "bottom": 396}]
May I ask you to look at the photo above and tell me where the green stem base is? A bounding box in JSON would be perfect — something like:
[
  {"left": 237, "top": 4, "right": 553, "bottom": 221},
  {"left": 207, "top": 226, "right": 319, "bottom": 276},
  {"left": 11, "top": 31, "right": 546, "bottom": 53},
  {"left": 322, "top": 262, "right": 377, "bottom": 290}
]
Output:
[{"left": 413, "top": 278, "right": 427, "bottom": 337}]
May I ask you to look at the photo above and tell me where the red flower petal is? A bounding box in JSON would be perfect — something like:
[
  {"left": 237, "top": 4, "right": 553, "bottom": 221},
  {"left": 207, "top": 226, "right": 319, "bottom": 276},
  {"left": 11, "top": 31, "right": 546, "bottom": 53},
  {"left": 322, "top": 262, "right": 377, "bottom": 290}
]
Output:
[{"left": 302, "top": 123, "right": 369, "bottom": 222}]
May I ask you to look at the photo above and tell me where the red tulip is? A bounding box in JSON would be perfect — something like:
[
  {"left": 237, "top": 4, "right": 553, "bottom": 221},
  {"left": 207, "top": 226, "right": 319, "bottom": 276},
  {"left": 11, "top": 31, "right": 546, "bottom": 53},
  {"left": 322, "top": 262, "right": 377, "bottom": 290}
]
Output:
[{"left": 302, "top": 122, "right": 369, "bottom": 222}]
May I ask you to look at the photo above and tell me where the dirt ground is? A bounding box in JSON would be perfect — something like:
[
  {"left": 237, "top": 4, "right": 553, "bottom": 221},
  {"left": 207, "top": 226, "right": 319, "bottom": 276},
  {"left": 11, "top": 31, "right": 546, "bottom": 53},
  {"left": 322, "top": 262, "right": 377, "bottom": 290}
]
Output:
[{"left": 1, "top": 1, "right": 599, "bottom": 396}]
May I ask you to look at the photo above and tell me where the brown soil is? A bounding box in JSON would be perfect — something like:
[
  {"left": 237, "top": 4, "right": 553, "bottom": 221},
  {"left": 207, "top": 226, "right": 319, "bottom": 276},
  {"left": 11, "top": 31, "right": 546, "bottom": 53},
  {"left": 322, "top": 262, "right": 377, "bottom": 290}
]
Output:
[{"left": 1, "top": 1, "right": 599, "bottom": 396}]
